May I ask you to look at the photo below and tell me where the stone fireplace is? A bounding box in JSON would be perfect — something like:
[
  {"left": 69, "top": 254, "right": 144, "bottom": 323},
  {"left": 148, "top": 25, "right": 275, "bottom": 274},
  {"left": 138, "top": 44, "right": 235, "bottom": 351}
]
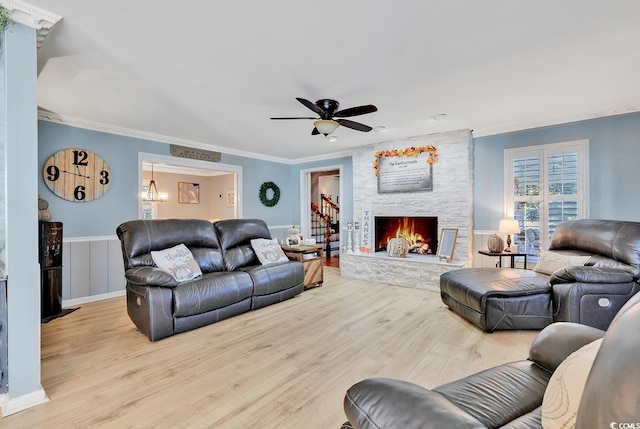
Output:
[{"left": 341, "top": 129, "right": 473, "bottom": 291}]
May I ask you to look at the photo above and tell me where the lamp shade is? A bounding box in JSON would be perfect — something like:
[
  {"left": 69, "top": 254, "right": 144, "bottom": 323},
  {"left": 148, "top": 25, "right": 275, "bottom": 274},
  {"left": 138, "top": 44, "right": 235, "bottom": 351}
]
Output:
[
  {"left": 499, "top": 219, "right": 521, "bottom": 234},
  {"left": 314, "top": 119, "right": 340, "bottom": 136}
]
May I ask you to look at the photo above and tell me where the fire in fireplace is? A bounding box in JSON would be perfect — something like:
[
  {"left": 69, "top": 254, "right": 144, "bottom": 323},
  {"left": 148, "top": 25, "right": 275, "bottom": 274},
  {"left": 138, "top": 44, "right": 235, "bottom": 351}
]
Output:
[{"left": 375, "top": 216, "right": 438, "bottom": 255}]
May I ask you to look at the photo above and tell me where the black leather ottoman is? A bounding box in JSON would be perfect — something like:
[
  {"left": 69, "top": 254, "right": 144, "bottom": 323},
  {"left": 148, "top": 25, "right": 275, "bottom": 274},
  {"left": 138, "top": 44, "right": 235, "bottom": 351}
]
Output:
[{"left": 440, "top": 268, "right": 552, "bottom": 332}]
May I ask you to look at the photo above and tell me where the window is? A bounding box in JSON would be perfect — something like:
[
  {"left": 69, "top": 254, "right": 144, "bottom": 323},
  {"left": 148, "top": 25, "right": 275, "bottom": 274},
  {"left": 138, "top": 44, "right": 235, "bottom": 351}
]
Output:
[{"left": 505, "top": 140, "right": 588, "bottom": 254}]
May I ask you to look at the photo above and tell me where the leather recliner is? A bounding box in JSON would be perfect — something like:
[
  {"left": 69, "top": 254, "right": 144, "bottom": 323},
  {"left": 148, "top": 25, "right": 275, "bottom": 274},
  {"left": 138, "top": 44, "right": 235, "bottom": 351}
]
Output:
[
  {"left": 342, "top": 290, "right": 640, "bottom": 428},
  {"left": 116, "top": 218, "right": 304, "bottom": 341},
  {"left": 440, "top": 219, "right": 640, "bottom": 332}
]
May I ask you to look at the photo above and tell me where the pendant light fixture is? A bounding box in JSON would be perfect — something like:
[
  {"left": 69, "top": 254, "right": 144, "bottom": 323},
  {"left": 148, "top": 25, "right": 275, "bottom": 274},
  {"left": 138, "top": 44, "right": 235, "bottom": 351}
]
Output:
[{"left": 141, "top": 163, "right": 168, "bottom": 202}]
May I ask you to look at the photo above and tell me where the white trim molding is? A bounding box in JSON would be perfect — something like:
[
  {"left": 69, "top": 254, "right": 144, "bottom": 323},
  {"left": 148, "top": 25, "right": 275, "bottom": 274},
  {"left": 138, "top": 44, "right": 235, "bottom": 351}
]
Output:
[
  {"left": 63, "top": 290, "right": 125, "bottom": 308},
  {"left": 1, "top": 387, "right": 49, "bottom": 416},
  {"left": 138, "top": 152, "right": 243, "bottom": 220},
  {"left": 0, "top": 0, "right": 61, "bottom": 51},
  {"left": 38, "top": 111, "right": 352, "bottom": 165},
  {"left": 474, "top": 104, "right": 640, "bottom": 138}
]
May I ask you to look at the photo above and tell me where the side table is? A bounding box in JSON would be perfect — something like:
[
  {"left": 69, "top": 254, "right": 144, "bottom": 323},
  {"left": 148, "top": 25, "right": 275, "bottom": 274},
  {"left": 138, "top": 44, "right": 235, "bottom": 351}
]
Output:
[
  {"left": 478, "top": 250, "right": 529, "bottom": 269},
  {"left": 281, "top": 244, "right": 324, "bottom": 289}
]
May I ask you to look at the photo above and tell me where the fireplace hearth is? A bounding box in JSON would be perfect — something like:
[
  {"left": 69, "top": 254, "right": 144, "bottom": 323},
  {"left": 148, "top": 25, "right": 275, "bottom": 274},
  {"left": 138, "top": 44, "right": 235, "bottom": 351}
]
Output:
[{"left": 375, "top": 216, "right": 438, "bottom": 255}]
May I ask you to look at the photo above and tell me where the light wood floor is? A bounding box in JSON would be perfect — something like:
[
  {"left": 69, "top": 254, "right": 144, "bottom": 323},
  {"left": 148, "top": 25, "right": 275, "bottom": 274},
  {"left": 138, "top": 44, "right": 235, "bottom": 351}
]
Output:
[{"left": 2, "top": 268, "right": 537, "bottom": 429}]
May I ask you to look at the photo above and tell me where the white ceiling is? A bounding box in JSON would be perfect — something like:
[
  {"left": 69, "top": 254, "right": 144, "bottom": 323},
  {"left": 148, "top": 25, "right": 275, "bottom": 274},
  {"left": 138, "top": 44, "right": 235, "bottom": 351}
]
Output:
[{"left": 27, "top": 1, "right": 640, "bottom": 162}]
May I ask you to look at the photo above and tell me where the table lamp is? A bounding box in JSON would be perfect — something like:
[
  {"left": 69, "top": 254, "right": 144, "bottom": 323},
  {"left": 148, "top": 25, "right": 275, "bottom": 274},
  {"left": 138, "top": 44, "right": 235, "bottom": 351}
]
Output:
[{"left": 499, "top": 219, "right": 521, "bottom": 252}]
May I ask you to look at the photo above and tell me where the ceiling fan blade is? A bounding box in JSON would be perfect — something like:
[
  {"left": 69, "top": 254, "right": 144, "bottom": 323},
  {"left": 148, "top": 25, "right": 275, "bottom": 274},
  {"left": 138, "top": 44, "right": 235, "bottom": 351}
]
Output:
[
  {"left": 337, "top": 119, "right": 373, "bottom": 132},
  {"left": 334, "top": 104, "right": 378, "bottom": 118},
  {"left": 311, "top": 127, "right": 320, "bottom": 135},
  {"left": 296, "top": 97, "right": 326, "bottom": 116},
  {"left": 270, "top": 117, "right": 317, "bottom": 120}
]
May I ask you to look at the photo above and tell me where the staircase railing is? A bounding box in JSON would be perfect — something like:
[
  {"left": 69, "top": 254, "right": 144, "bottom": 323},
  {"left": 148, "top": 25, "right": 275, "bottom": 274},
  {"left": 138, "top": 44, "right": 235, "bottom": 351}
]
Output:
[{"left": 311, "top": 194, "right": 340, "bottom": 256}]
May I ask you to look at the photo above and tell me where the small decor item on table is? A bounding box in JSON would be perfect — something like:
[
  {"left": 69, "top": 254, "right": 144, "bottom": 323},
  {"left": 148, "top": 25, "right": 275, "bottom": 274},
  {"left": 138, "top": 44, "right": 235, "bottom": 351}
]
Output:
[
  {"left": 38, "top": 196, "right": 52, "bottom": 221},
  {"left": 487, "top": 234, "right": 505, "bottom": 253},
  {"left": 387, "top": 233, "right": 409, "bottom": 258},
  {"left": 287, "top": 225, "right": 301, "bottom": 246}
]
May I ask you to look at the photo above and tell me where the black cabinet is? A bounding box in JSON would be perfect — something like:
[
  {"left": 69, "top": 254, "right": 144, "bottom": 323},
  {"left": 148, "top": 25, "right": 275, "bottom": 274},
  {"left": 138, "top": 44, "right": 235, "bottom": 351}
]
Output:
[{"left": 39, "top": 221, "right": 63, "bottom": 320}]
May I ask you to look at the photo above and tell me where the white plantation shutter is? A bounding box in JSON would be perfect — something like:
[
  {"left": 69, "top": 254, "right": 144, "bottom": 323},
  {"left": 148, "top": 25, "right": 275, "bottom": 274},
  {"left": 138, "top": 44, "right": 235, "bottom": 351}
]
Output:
[{"left": 505, "top": 141, "right": 588, "bottom": 254}]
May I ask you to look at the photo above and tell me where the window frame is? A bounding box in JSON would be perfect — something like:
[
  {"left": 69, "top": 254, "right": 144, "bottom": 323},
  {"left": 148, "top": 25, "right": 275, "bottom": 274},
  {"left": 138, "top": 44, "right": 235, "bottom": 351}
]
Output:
[{"left": 504, "top": 140, "right": 589, "bottom": 253}]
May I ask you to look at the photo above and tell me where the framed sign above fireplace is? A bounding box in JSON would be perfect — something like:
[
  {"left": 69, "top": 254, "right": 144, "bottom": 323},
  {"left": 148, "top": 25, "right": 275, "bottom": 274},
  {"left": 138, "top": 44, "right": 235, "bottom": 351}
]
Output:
[{"left": 373, "top": 146, "right": 438, "bottom": 193}]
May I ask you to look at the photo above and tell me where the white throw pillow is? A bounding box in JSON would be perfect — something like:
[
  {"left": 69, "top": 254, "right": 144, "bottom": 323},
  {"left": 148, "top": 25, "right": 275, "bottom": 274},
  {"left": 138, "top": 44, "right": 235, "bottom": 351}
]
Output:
[
  {"left": 250, "top": 238, "right": 289, "bottom": 265},
  {"left": 151, "top": 243, "right": 202, "bottom": 282},
  {"left": 533, "top": 250, "right": 591, "bottom": 275},
  {"left": 541, "top": 338, "right": 603, "bottom": 429}
]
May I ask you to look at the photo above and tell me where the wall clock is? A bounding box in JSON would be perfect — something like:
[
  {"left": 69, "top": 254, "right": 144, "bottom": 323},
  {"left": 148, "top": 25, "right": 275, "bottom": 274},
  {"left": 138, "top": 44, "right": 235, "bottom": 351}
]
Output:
[{"left": 43, "top": 148, "right": 112, "bottom": 202}]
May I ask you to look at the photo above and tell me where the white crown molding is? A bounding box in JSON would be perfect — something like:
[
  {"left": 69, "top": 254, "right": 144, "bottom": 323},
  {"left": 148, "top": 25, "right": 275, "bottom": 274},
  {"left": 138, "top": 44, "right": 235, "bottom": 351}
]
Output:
[
  {"left": 39, "top": 105, "right": 640, "bottom": 166},
  {"left": 37, "top": 110, "right": 297, "bottom": 164},
  {"left": 38, "top": 110, "right": 355, "bottom": 165},
  {"left": 473, "top": 104, "right": 640, "bottom": 138},
  {"left": 0, "top": 0, "right": 61, "bottom": 51},
  {"left": 288, "top": 149, "right": 354, "bottom": 164}
]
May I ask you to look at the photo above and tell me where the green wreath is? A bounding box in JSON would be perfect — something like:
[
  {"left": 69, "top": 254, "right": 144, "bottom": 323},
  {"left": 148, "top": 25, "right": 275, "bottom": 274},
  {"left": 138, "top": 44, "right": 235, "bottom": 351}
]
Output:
[{"left": 259, "top": 181, "right": 280, "bottom": 207}]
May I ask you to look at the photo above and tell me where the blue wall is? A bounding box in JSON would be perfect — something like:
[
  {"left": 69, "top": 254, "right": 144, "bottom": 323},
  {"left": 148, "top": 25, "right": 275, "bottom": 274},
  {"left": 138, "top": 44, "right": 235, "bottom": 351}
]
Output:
[
  {"left": 5, "top": 21, "right": 45, "bottom": 404},
  {"left": 473, "top": 112, "right": 640, "bottom": 230},
  {"left": 39, "top": 121, "right": 172, "bottom": 237},
  {"left": 222, "top": 153, "right": 299, "bottom": 226},
  {"left": 41, "top": 110, "right": 640, "bottom": 238},
  {"left": 39, "top": 121, "right": 352, "bottom": 237}
]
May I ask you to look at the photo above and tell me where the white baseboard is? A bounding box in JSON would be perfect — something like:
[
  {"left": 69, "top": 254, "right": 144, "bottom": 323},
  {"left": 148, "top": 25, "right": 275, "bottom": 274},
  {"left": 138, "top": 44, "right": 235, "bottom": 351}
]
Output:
[
  {"left": 1, "top": 387, "right": 49, "bottom": 416},
  {"left": 63, "top": 289, "right": 126, "bottom": 307}
]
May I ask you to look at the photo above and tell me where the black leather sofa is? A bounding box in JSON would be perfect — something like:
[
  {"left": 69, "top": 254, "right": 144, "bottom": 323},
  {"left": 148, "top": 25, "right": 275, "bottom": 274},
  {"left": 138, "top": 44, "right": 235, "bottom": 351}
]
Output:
[
  {"left": 116, "top": 218, "right": 304, "bottom": 341},
  {"left": 342, "top": 290, "right": 640, "bottom": 429},
  {"left": 440, "top": 219, "right": 640, "bottom": 331}
]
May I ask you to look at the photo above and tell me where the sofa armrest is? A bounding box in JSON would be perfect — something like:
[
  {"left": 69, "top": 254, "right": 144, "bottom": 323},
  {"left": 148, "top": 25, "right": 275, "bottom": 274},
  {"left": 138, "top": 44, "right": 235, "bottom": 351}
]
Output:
[
  {"left": 344, "top": 378, "right": 483, "bottom": 429},
  {"left": 125, "top": 267, "right": 178, "bottom": 287},
  {"left": 528, "top": 322, "right": 604, "bottom": 372},
  {"left": 550, "top": 266, "right": 634, "bottom": 285}
]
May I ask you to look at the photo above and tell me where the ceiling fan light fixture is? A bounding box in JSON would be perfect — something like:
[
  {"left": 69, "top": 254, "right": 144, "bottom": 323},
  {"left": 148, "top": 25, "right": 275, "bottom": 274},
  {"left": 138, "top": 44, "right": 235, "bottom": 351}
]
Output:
[{"left": 314, "top": 119, "right": 340, "bottom": 136}]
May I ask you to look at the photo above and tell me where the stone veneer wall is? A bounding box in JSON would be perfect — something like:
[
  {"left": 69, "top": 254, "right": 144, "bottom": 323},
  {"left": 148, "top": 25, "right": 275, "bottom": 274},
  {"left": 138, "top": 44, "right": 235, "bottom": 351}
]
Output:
[{"left": 341, "top": 129, "right": 474, "bottom": 291}]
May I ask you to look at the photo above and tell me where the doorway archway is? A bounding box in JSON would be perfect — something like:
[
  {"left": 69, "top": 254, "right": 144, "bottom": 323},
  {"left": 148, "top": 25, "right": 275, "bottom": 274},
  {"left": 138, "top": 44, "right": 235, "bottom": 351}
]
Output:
[{"left": 138, "top": 152, "right": 242, "bottom": 220}]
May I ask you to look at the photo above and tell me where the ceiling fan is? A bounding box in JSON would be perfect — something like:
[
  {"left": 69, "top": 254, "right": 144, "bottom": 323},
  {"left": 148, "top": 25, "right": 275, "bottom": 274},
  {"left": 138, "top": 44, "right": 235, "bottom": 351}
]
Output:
[{"left": 271, "top": 98, "right": 378, "bottom": 136}]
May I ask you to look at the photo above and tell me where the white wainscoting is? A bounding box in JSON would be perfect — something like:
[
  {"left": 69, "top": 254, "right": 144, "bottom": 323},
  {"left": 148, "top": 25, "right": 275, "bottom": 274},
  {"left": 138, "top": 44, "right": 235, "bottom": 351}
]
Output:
[
  {"left": 268, "top": 224, "right": 295, "bottom": 244},
  {"left": 63, "top": 224, "right": 294, "bottom": 305},
  {"left": 62, "top": 236, "right": 126, "bottom": 306}
]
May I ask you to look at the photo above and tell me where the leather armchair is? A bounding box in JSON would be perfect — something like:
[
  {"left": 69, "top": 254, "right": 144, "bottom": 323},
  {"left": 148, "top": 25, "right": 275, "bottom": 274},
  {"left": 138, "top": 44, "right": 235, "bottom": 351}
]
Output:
[
  {"left": 440, "top": 219, "right": 640, "bottom": 332},
  {"left": 547, "top": 219, "right": 640, "bottom": 329},
  {"left": 342, "top": 292, "right": 640, "bottom": 428}
]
